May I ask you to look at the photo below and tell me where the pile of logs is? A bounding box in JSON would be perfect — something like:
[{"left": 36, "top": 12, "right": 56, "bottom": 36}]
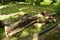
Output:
[{"left": 0, "top": 11, "right": 57, "bottom": 37}]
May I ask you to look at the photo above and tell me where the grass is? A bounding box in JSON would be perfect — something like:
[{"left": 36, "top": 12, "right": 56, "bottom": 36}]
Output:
[
  {"left": 0, "top": 3, "right": 57, "bottom": 15},
  {"left": 54, "top": 5, "right": 60, "bottom": 15},
  {"left": 0, "top": 3, "right": 20, "bottom": 15},
  {"left": 0, "top": 28, "right": 4, "bottom": 35}
]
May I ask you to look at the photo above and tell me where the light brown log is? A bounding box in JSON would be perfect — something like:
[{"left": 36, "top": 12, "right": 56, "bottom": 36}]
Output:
[
  {"left": 5, "top": 20, "right": 36, "bottom": 37},
  {"left": 5, "top": 13, "right": 55, "bottom": 37}
]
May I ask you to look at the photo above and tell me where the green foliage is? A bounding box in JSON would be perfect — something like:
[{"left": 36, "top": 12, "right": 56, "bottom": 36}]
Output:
[
  {"left": 40, "top": 2, "right": 51, "bottom": 5},
  {"left": 55, "top": 5, "right": 60, "bottom": 15},
  {"left": 0, "top": 28, "right": 4, "bottom": 35}
]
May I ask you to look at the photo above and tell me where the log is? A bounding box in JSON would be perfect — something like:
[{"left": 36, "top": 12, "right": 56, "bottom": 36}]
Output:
[
  {"left": 5, "top": 13, "right": 45, "bottom": 37},
  {"left": 4, "top": 12, "right": 57, "bottom": 37},
  {"left": 5, "top": 14, "right": 37, "bottom": 37},
  {"left": 6, "top": 20, "right": 36, "bottom": 37}
]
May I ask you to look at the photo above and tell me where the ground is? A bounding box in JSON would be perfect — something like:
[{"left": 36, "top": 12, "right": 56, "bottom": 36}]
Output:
[{"left": 0, "top": 3, "right": 60, "bottom": 40}]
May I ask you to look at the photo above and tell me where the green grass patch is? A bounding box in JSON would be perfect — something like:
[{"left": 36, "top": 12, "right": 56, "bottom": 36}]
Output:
[
  {"left": 0, "top": 3, "right": 57, "bottom": 15},
  {"left": 20, "top": 5, "right": 55, "bottom": 14},
  {"left": 0, "top": 4, "right": 20, "bottom": 15}
]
